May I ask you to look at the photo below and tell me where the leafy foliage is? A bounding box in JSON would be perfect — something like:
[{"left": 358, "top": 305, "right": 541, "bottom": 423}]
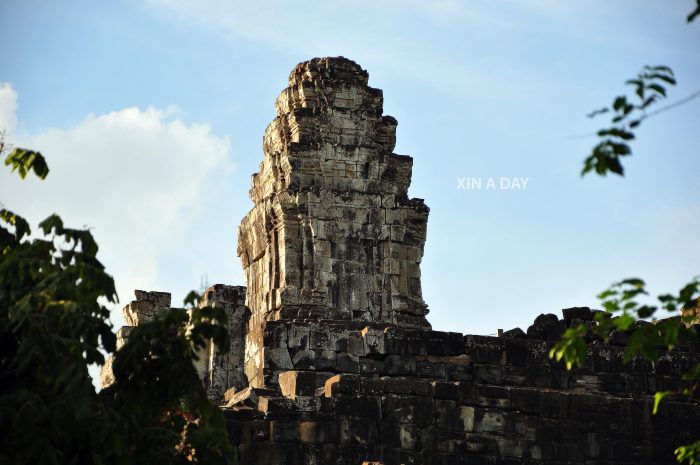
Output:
[
  {"left": 549, "top": 325, "right": 586, "bottom": 370},
  {"left": 101, "top": 303, "right": 233, "bottom": 465},
  {"left": 0, "top": 149, "right": 234, "bottom": 464},
  {"left": 677, "top": 441, "right": 700, "bottom": 465},
  {"left": 580, "top": 2, "right": 698, "bottom": 178},
  {"left": 550, "top": 278, "right": 699, "bottom": 461},
  {"left": 567, "top": 9, "right": 699, "bottom": 461},
  {"left": 549, "top": 276, "right": 699, "bottom": 367},
  {"left": 4, "top": 147, "right": 49, "bottom": 179},
  {"left": 582, "top": 66, "right": 676, "bottom": 177},
  {"left": 184, "top": 289, "right": 203, "bottom": 308}
]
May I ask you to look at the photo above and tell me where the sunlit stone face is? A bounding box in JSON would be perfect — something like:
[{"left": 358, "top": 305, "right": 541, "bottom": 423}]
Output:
[{"left": 237, "top": 57, "right": 430, "bottom": 329}]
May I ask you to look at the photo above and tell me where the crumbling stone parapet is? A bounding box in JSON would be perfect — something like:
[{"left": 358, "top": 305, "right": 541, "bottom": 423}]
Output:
[
  {"left": 101, "top": 286, "right": 250, "bottom": 404},
  {"left": 223, "top": 310, "right": 700, "bottom": 464},
  {"left": 100, "top": 290, "right": 173, "bottom": 389},
  {"left": 122, "top": 289, "right": 171, "bottom": 326},
  {"left": 197, "top": 284, "right": 250, "bottom": 402}
]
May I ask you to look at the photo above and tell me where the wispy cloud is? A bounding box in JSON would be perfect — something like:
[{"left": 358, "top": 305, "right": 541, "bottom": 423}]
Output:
[
  {"left": 143, "top": 0, "right": 570, "bottom": 100},
  {"left": 0, "top": 89, "right": 233, "bottom": 327},
  {"left": 0, "top": 83, "right": 18, "bottom": 134}
]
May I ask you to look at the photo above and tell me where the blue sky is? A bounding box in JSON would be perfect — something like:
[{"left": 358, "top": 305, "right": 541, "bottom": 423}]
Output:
[{"left": 1, "top": 0, "right": 699, "bottom": 336}]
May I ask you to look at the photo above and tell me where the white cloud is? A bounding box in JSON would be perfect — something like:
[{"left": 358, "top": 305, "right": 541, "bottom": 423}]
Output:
[
  {"left": 0, "top": 83, "right": 18, "bottom": 134},
  {"left": 0, "top": 90, "right": 232, "bottom": 327},
  {"left": 140, "top": 0, "right": 619, "bottom": 104}
]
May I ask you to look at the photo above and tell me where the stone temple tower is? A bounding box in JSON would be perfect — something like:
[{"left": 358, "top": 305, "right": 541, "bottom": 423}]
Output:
[{"left": 237, "top": 57, "right": 430, "bottom": 331}]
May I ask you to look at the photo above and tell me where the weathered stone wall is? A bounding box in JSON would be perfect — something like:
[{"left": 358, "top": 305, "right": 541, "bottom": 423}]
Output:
[{"left": 224, "top": 310, "right": 700, "bottom": 465}]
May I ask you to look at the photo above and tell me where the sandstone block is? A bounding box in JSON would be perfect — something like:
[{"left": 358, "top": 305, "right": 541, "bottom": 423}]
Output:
[
  {"left": 100, "top": 356, "right": 115, "bottom": 389},
  {"left": 279, "top": 370, "right": 331, "bottom": 399},
  {"left": 134, "top": 289, "right": 171, "bottom": 306}
]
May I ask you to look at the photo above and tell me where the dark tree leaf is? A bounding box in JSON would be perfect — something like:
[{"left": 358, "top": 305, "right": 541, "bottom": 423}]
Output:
[
  {"left": 612, "top": 96, "right": 627, "bottom": 111},
  {"left": 0, "top": 209, "right": 31, "bottom": 240},
  {"left": 647, "top": 83, "right": 667, "bottom": 97},
  {"left": 4, "top": 148, "right": 49, "bottom": 179},
  {"left": 184, "top": 290, "right": 201, "bottom": 308},
  {"left": 607, "top": 157, "right": 624, "bottom": 175},
  {"left": 39, "top": 214, "right": 64, "bottom": 235},
  {"left": 610, "top": 142, "right": 631, "bottom": 156},
  {"left": 688, "top": 0, "right": 700, "bottom": 22}
]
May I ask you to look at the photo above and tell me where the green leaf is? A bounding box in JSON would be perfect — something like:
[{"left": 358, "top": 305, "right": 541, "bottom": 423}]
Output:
[
  {"left": 637, "top": 306, "right": 656, "bottom": 319},
  {"left": 688, "top": 1, "right": 700, "bottom": 22},
  {"left": 647, "top": 73, "right": 677, "bottom": 85},
  {"left": 625, "top": 79, "right": 644, "bottom": 99},
  {"left": 39, "top": 214, "right": 64, "bottom": 235},
  {"left": 597, "top": 128, "right": 635, "bottom": 140},
  {"left": 610, "top": 142, "right": 631, "bottom": 156},
  {"left": 607, "top": 157, "right": 624, "bottom": 176},
  {"left": 675, "top": 440, "right": 700, "bottom": 465},
  {"left": 183, "top": 290, "right": 201, "bottom": 308},
  {"left": 620, "top": 278, "right": 645, "bottom": 288},
  {"left": 602, "top": 299, "right": 620, "bottom": 313},
  {"left": 79, "top": 230, "right": 99, "bottom": 257},
  {"left": 597, "top": 289, "right": 617, "bottom": 300},
  {"left": 641, "top": 95, "right": 658, "bottom": 109},
  {"left": 549, "top": 324, "right": 588, "bottom": 370},
  {"left": 0, "top": 208, "right": 31, "bottom": 240},
  {"left": 678, "top": 279, "right": 700, "bottom": 304},
  {"left": 4, "top": 148, "right": 49, "bottom": 180},
  {"left": 31, "top": 153, "right": 49, "bottom": 178},
  {"left": 614, "top": 313, "right": 635, "bottom": 331},
  {"left": 653, "top": 390, "right": 671, "bottom": 414},
  {"left": 612, "top": 96, "right": 627, "bottom": 111},
  {"left": 646, "top": 83, "right": 667, "bottom": 97},
  {"left": 648, "top": 65, "right": 674, "bottom": 74}
]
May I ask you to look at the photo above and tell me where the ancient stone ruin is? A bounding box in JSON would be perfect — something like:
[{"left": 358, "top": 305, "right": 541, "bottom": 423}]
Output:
[{"left": 103, "top": 57, "right": 700, "bottom": 464}]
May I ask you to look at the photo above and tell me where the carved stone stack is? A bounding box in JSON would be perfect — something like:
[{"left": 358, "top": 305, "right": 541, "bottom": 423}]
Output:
[{"left": 237, "top": 57, "right": 429, "bottom": 327}]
